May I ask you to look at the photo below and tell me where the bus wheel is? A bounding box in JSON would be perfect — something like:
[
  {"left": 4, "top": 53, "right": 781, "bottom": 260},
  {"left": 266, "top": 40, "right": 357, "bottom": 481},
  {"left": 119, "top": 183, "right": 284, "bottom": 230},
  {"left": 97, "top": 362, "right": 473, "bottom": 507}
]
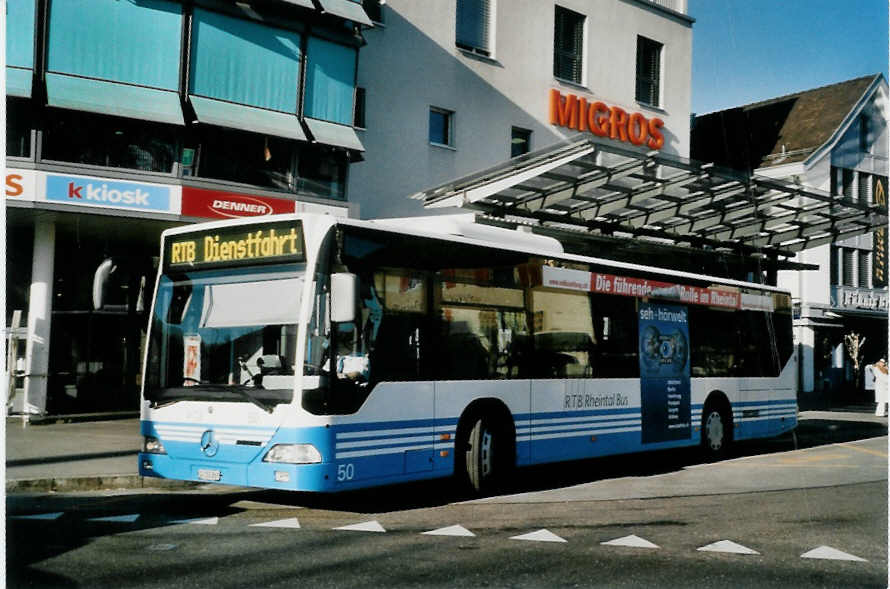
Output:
[
  {"left": 702, "top": 404, "right": 730, "bottom": 460},
  {"left": 465, "top": 416, "right": 503, "bottom": 494}
]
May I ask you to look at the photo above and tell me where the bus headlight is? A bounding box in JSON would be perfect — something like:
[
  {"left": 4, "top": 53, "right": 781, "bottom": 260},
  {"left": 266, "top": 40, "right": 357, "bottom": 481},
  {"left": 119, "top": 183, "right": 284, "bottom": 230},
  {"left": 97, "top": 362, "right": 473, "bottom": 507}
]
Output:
[
  {"left": 263, "top": 444, "right": 322, "bottom": 464},
  {"left": 143, "top": 436, "right": 167, "bottom": 454}
]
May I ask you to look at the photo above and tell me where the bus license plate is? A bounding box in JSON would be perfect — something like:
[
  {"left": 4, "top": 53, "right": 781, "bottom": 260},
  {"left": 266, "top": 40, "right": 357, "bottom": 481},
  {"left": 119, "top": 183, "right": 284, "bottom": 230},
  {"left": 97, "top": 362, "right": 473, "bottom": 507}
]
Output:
[{"left": 197, "top": 469, "right": 221, "bottom": 482}]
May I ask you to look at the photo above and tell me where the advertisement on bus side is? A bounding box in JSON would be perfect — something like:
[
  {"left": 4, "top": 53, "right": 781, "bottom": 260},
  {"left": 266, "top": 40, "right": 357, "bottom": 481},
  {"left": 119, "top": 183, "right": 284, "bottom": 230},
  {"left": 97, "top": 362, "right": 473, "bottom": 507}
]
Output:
[{"left": 638, "top": 303, "right": 691, "bottom": 444}]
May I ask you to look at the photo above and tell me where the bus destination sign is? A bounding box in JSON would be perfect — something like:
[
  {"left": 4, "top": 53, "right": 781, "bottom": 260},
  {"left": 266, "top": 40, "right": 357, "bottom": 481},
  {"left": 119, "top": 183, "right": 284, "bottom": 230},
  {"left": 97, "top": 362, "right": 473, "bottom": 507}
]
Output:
[{"left": 164, "top": 221, "right": 304, "bottom": 271}]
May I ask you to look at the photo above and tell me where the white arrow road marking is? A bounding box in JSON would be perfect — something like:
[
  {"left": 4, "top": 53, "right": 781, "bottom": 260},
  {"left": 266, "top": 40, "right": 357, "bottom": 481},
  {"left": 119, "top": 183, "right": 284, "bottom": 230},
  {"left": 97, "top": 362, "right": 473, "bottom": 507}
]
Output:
[
  {"left": 250, "top": 518, "right": 301, "bottom": 529},
  {"left": 87, "top": 514, "right": 141, "bottom": 523},
  {"left": 334, "top": 520, "right": 386, "bottom": 533},
  {"left": 10, "top": 513, "right": 64, "bottom": 520},
  {"left": 801, "top": 546, "right": 868, "bottom": 562},
  {"left": 422, "top": 525, "right": 475, "bottom": 537},
  {"left": 510, "top": 529, "right": 567, "bottom": 543},
  {"left": 169, "top": 517, "right": 219, "bottom": 525},
  {"left": 697, "top": 540, "right": 760, "bottom": 555},
  {"left": 601, "top": 535, "right": 660, "bottom": 549}
]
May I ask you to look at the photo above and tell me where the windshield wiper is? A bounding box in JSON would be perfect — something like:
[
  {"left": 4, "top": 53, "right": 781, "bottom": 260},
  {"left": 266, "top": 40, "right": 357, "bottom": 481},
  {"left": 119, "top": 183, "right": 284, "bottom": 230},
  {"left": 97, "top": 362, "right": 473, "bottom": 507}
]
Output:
[
  {"left": 225, "top": 384, "right": 276, "bottom": 414},
  {"left": 154, "top": 382, "right": 276, "bottom": 414}
]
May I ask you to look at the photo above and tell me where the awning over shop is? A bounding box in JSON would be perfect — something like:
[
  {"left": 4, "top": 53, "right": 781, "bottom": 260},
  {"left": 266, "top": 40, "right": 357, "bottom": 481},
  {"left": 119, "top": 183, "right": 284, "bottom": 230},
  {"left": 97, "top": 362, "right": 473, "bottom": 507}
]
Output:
[
  {"left": 316, "top": 0, "right": 373, "bottom": 26},
  {"left": 305, "top": 117, "right": 365, "bottom": 152},
  {"left": 6, "top": 68, "right": 32, "bottom": 98},
  {"left": 278, "top": 0, "right": 316, "bottom": 8},
  {"left": 412, "top": 135, "right": 888, "bottom": 260},
  {"left": 46, "top": 74, "right": 184, "bottom": 125},
  {"left": 190, "top": 95, "right": 308, "bottom": 142}
]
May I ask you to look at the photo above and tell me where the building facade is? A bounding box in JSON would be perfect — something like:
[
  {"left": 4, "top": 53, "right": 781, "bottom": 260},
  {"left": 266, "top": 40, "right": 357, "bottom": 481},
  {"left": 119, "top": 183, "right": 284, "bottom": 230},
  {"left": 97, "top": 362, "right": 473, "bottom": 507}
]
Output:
[
  {"left": 691, "top": 75, "right": 889, "bottom": 404},
  {"left": 5, "top": 0, "right": 373, "bottom": 414},
  {"left": 349, "top": 0, "right": 693, "bottom": 219}
]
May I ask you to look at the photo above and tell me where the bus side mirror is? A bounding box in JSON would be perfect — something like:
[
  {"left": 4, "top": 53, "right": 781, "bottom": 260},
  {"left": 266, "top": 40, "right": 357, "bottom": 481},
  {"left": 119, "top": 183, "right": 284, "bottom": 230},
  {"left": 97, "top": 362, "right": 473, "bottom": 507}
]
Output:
[{"left": 330, "top": 273, "right": 358, "bottom": 324}]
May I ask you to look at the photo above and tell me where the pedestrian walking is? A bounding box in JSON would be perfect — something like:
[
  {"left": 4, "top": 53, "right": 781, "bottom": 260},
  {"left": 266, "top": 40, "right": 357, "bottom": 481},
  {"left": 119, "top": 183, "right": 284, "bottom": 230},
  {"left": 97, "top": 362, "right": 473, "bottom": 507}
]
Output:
[{"left": 873, "top": 359, "right": 888, "bottom": 417}]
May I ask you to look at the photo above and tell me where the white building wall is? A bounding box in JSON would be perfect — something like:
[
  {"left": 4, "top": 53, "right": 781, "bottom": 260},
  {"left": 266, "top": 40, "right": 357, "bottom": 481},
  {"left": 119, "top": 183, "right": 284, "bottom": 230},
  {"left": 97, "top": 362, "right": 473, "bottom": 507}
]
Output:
[
  {"left": 765, "top": 78, "right": 888, "bottom": 394},
  {"left": 351, "top": 0, "right": 693, "bottom": 219}
]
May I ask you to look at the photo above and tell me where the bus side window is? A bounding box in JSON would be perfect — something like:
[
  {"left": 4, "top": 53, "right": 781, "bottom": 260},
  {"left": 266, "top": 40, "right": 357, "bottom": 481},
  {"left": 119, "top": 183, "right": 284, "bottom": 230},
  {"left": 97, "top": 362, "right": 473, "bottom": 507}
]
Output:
[
  {"left": 530, "top": 288, "right": 595, "bottom": 378},
  {"left": 591, "top": 294, "right": 638, "bottom": 378},
  {"left": 689, "top": 307, "right": 736, "bottom": 377}
]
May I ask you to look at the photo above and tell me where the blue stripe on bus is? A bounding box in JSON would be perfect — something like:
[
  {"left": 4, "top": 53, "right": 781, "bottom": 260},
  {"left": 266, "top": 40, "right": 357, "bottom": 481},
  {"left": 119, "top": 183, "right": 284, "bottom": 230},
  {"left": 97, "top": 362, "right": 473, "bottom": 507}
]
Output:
[{"left": 140, "top": 395, "right": 799, "bottom": 491}]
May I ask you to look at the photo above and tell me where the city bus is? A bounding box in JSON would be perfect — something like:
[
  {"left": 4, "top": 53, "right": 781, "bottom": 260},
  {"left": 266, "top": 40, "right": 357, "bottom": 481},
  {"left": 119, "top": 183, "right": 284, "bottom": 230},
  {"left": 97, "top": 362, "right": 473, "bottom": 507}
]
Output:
[{"left": 139, "top": 213, "right": 797, "bottom": 493}]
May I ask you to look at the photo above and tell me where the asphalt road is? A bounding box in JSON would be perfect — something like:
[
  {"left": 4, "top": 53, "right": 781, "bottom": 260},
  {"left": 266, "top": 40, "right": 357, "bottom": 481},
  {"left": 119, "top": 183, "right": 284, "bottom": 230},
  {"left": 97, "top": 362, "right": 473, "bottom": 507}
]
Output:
[{"left": 7, "top": 419, "right": 888, "bottom": 588}]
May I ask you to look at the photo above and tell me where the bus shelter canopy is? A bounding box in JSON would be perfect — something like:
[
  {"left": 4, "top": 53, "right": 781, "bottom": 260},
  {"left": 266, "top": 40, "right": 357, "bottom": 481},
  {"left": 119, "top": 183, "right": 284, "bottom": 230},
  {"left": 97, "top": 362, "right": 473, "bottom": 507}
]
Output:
[{"left": 411, "top": 135, "right": 887, "bottom": 261}]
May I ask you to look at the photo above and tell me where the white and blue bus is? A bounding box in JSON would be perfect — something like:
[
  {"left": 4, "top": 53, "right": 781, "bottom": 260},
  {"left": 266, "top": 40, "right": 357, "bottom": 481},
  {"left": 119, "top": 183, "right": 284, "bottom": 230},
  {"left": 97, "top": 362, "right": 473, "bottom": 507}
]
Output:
[{"left": 139, "top": 214, "right": 797, "bottom": 492}]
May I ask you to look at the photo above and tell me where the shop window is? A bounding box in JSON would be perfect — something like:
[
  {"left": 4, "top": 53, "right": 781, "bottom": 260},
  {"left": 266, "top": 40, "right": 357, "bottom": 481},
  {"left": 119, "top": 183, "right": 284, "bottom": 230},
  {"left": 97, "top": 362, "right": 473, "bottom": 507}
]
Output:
[
  {"left": 194, "top": 127, "right": 296, "bottom": 190},
  {"left": 296, "top": 146, "right": 348, "bottom": 200},
  {"left": 7, "top": 97, "right": 32, "bottom": 158},
  {"left": 354, "top": 87, "right": 366, "bottom": 129},
  {"left": 553, "top": 6, "right": 584, "bottom": 84},
  {"left": 636, "top": 36, "right": 662, "bottom": 107},
  {"left": 429, "top": 107, "right": 454, "bottom": 147},
  {"left": 511, "top": 126, "right": 531, "bottom": 158},
  {"left": 42, "top": 110, "right": 177, "bottom": 173},
  {"left": 456, "top": 0, "right": 493, "bottom": 57}
]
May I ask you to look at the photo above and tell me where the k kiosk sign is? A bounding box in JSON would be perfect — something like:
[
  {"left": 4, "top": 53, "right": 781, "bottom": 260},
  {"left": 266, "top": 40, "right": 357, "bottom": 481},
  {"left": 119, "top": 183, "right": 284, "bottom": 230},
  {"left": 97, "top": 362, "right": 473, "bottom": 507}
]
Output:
[{"left": 45, "top": 173, "right": 180, "bottom": 215}]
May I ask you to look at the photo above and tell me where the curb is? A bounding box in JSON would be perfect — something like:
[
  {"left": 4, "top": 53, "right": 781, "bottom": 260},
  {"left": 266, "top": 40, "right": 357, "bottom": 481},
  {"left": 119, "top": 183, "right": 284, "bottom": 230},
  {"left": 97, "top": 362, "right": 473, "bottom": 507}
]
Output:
[
  {"left": 6, "top": 475, "right": 199, "bottom": 494},
  {"left": 7, "top": 412, "right": 139, "bottom": 426}
]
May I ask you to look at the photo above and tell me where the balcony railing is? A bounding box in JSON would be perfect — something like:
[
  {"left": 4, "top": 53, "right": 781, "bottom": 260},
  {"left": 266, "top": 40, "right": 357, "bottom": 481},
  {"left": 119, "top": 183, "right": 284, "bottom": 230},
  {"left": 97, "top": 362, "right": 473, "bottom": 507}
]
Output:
[{"left": 831, "top": 285, "right": 889, "bottom": 312}]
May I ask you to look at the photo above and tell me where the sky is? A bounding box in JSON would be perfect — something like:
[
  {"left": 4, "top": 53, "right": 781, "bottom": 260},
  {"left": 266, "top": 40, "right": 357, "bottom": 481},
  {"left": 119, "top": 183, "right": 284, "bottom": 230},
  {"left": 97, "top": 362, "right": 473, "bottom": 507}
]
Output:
[{"left": 689, "top": 0, "right": 889, "bottom": 115}]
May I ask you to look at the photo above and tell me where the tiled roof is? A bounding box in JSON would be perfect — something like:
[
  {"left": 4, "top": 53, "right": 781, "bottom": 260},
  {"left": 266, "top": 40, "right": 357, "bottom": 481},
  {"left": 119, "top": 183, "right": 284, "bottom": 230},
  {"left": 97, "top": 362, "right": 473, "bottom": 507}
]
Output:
[{"left": 691, "top": 75, "right": 879, "bottom": 172}]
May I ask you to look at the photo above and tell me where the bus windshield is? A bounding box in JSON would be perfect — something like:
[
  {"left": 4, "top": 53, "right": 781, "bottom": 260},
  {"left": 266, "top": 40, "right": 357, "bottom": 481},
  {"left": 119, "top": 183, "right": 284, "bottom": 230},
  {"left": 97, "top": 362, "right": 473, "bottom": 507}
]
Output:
[{"left": 145, "top": 264, "right": 304, "bottom": 411}]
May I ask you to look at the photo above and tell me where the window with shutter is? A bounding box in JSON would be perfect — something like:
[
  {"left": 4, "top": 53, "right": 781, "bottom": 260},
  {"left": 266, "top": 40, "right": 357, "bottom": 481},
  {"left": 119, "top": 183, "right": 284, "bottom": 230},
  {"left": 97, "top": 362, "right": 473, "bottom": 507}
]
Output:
[
  {"left": 842, "top": 168, "right": 854, "bottom": 199},
  {"left": 860, "top": 115, "right": 869, "bottom": 153},
  {"left": 830, "top": 246, "right": 839, "bottom": 286},
  {"left": 456, "top": 0, "right": 492, "bottom": 56},
  {"left": 859, "top": 251, "right": 870, "bottom": 288},
  {"left": 843, "top": 248, "right": 855, "bottom": 287},
  {"left": 636, "top": 36, "right": 662, "bottom": 106},
  {"left": 362, "top": 0, "right": 383, "bottom": 24},
  {"left": 510, "top": 127, "right": 531, "bottom": 158},
  {"left": 859, "top": 172, "right": 871, "bottom": 204},
  {"left": 553, "top": 6, "right": 584, "bottom": 84}
]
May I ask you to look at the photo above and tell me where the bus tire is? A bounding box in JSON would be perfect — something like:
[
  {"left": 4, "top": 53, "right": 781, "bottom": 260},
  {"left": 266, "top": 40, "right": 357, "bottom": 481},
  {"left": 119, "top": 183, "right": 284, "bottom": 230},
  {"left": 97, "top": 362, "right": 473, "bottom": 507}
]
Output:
[
  {"left": 464, "top": 416, "right": 507, "bottom": 494},
  {"left": 701, "top": 400, "right": 731, "bottom": 461}
]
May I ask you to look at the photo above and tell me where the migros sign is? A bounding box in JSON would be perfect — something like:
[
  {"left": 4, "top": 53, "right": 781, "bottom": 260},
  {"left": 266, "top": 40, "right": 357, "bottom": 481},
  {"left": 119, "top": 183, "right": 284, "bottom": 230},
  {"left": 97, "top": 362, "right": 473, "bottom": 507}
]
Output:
[{"left": 549, "top": 89, "right": 665, "bottom": 150}]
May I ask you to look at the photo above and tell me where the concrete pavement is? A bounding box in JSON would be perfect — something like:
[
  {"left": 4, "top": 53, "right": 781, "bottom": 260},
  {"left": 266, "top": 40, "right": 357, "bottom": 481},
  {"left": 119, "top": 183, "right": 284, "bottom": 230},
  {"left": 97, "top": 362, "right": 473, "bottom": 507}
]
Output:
[{"left": 5, "top": 409, "right": 886, "bottom": 494}]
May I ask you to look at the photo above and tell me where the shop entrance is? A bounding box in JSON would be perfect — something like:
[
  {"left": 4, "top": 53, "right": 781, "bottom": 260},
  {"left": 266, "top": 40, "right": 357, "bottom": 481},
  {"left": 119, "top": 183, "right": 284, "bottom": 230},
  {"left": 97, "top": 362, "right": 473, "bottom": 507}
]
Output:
[{"left": 46, "top": 214, "right": 180, "bottom": 415}]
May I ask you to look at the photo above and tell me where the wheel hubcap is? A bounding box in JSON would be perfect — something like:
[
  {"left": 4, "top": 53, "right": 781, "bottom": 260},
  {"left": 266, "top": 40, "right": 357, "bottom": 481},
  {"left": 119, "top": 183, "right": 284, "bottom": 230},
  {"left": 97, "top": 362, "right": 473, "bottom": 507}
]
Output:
[
  {"left": 705, "top": 411, "right": 724, "bottom": 451},
  {"left": 480, "top": 429, "right": 493, "bottom": 477}
]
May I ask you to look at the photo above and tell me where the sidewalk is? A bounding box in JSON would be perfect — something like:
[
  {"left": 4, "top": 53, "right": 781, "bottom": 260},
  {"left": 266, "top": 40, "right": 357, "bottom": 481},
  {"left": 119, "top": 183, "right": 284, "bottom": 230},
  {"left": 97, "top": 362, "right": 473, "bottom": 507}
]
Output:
[
  {"left": 5, "top": 416, "right": 193, "bottom": 493},
  {"left": 4, "top": 408, "right": 887, "bottom": 494}
]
